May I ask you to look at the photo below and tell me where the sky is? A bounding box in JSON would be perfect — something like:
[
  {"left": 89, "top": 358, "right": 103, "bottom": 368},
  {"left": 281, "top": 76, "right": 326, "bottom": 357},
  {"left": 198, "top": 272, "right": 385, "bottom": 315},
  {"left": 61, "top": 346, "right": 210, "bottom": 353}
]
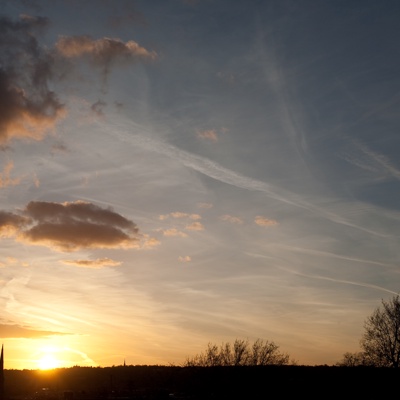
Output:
[{"left": 0, "top": 0, "right": 400, "bottom": 370}]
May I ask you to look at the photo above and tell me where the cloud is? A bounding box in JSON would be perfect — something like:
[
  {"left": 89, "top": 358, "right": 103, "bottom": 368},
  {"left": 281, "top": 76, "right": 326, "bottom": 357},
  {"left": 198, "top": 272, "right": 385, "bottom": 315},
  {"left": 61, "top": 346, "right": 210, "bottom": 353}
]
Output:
[
  {"left": 178, "top": 256, "right": 191, "bottom": 262},
  {"left": 0, "top": 14, "right": 159, "bottom": 145},
  {"left": 197, "top": 129, "right": 219, "bottom": 142},
  {"left": 55, "top": 35, "right": 157, "bottom": 81},
  {"left": 32, "top": 173, "right": 40, "bottom": 188},
  {"left": 0, "top": 162, "right": 22, "bottom": 187},
  {"left": 0, "top": 200, "right": 148, "bottom": 252},
  {"left": 91, "top": 100, "right": 107, "bottom": 117},
  {"left": 0, "top": 15, "right": 66, "bottom": 145},
  {"left": 102, "top": 114, "right": 391, "bottom": 237},
  {"left": 254, "top": 216, "right": 278, "bottom": 227},
  {"left": 51, "top": 142, "right": 68, "bottom": 154},
  {"left": 220, "top": 214, "right": 243, "bottom": 224},
  {"left": 185, "top": 221, "right": 204, "bottom": 231},
  {"left": 171, "top": 212, "right": 201, "bottom": 220},
  {"left": 197, "top": 202, "right": 213, "bottom": 209},
  {"left": 0, "top": 323, "right": 66, "bottom": 338},
  {"left": 344, "top": 140, "right": 400, "bottom": 181},
  {"left": 0, "top": 211, "right": 29, "bottom": 236},
  {"left": 140, "top": 235, "right": 160, "bottom": 249},
  {"left": 62, "top": 258, "right": 122, "bottom": 268},
  {"left": 160, "top": 212, "right": 201, "bottom": 220},
  {"left": 162, "top": 228, "right": 188, "bottom": 238}
]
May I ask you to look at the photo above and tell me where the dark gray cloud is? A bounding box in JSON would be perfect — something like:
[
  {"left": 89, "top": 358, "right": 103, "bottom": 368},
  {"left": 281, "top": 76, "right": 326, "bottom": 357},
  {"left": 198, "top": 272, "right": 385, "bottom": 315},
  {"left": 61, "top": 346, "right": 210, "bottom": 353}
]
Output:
[
  {"left": 0, "top": 15, "right": 65, "bottom": 144},
  {"left": 0, "top": 14, "right": 157, "bottom": 144}
]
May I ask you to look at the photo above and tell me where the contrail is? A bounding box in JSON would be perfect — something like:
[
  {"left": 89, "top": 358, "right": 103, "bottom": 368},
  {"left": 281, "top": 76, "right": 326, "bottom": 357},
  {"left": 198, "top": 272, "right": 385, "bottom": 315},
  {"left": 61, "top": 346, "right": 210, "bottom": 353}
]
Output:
[
  {"left": 99, "top": 118, "right": 391, "bottom": 238},
  {"left": 286, "top": 268, "right": 399, "bottom": 296}
]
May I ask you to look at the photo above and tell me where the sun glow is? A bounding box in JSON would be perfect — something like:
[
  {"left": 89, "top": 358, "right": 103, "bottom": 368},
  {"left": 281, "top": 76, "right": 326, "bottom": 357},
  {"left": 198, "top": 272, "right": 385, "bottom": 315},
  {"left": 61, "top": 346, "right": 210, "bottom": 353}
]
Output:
[{"left": 37, "top": 347, "right": 61, "bottom": 370}]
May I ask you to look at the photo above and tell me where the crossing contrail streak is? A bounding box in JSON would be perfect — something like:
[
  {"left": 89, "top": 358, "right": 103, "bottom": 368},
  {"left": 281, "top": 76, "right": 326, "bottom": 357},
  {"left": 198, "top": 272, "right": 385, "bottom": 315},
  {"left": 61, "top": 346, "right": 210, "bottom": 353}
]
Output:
[{"left": 99, "top": 118, "right": 391, "bottom": 238}]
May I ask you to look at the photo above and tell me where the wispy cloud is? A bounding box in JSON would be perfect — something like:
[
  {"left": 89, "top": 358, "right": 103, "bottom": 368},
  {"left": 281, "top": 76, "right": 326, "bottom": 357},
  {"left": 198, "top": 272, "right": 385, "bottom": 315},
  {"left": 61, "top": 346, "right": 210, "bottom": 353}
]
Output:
[
  {"left": 283, "top": 267, "right": 399, "bottom": 297},
  {"left": 162, "top": 228, "right": 188, "bottom": 238},
  {"left": 0, "top": 323, "right": 67, "bottom": 338},
  {"left": 0, "top": 161, "right": 22, "bottom": 187},
  {"left": 197, "top": 203, "right": 213, "bottom": 209},
  {"left": 62, "top": 258, "right": 122, "bottom": 268},
  {"left": 220, "top": 214, "right": 243, "bottom": 224},
  {"left": 254, "top": 216, "right": 278, "bottom": 227},
  {"left": 185, "top": 221, "right": 204, "bottom": 231},
  {"left": 160, "top": 212, "right": 201, "bottom": 220},
  {"left": 197, "top": 129, "right": 219, "bottom": 142},
  {"left": 101, "top": 118, "right": 394, "bottom": 238},
  {"left": 344, "top": 140, "right": 400, "bottom": 180}
]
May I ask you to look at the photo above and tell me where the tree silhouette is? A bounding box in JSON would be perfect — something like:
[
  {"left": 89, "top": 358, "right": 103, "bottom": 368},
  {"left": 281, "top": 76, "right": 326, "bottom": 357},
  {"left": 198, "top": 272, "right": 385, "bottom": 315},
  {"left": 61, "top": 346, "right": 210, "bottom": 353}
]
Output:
[
  {"left": 183, "top": 338, "right": 290, "bottom": 367},
  {"left": 336, "top": 351, "right": 372, "bottom": 367},
  {"left": 360, "top": 294, "right": 400, "bottom": 367}
]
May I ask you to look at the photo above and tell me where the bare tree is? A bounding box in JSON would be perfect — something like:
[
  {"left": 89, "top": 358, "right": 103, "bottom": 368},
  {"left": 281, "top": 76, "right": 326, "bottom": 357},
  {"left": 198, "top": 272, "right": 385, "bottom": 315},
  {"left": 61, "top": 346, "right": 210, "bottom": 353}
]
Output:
[
  {"left": 183, "top": 338, "right": 290, "bottom": 367},
  {"left": 219, "top": 342, "right": 232, "bottom": 366},
  {"left": 232, "top": 339, "right": 249, "bottom": 366},
  {"left": 250, "top": 339, "right": 290, "bottom": 366},
  {"left": 336, "top": 351, "right": 372, "bottom": 367},
  {"left": 360, "top": 294, "right": 400, "bottom": 368}
]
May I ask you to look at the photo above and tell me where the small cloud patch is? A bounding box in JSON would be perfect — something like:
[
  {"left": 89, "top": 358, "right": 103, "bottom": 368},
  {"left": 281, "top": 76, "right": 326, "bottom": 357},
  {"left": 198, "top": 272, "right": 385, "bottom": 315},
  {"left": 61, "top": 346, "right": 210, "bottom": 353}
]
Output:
[
  {"left": 220, "top": 214, "right": 243, "bottom": 224},
  {"left": 254, "top": 216, "right": 278, "bottom": 227},
  {"left": 185, "top": 221, "right": 204, "bottom": 231}
]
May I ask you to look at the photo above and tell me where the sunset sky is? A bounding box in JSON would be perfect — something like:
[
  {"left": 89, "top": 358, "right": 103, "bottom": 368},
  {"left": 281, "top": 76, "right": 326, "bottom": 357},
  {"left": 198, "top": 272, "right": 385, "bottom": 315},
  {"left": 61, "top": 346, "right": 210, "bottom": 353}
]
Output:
[{"left": 1, "top": 0, "right": 400, "bottom": 369}]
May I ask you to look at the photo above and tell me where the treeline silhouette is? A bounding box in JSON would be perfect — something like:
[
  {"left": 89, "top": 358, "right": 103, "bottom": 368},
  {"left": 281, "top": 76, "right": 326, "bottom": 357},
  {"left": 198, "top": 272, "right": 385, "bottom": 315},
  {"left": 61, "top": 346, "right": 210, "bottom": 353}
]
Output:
[
  {"left": 4, "top": 365, "right": 400, "bottom": 400},
  {"left": 183, "top": 339, "right": 290, "bottom": 367}
]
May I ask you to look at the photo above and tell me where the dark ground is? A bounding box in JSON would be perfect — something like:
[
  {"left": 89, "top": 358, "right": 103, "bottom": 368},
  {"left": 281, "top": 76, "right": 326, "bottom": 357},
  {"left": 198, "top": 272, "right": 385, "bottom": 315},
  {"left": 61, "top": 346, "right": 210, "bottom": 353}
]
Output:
[{"left": 4, "top": 365, "right": 399, "bottom": 400}]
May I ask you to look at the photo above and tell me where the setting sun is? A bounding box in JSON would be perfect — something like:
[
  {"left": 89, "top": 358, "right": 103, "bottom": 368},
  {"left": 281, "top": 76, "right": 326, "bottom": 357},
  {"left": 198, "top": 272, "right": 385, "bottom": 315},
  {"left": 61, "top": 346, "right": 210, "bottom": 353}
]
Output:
[
  {"left": 36, "top": 347, "right": 61, "bottom": 370},
  {"left": 38, "top": 354, "right": 59, "bottom": 370}
]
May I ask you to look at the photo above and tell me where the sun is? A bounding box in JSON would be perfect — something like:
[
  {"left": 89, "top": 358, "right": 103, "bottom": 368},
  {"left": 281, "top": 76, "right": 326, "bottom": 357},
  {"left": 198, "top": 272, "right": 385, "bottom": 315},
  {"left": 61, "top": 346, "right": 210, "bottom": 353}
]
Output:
[{"left": 37, "top": 349, "right": 61, "bottom": 370}]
